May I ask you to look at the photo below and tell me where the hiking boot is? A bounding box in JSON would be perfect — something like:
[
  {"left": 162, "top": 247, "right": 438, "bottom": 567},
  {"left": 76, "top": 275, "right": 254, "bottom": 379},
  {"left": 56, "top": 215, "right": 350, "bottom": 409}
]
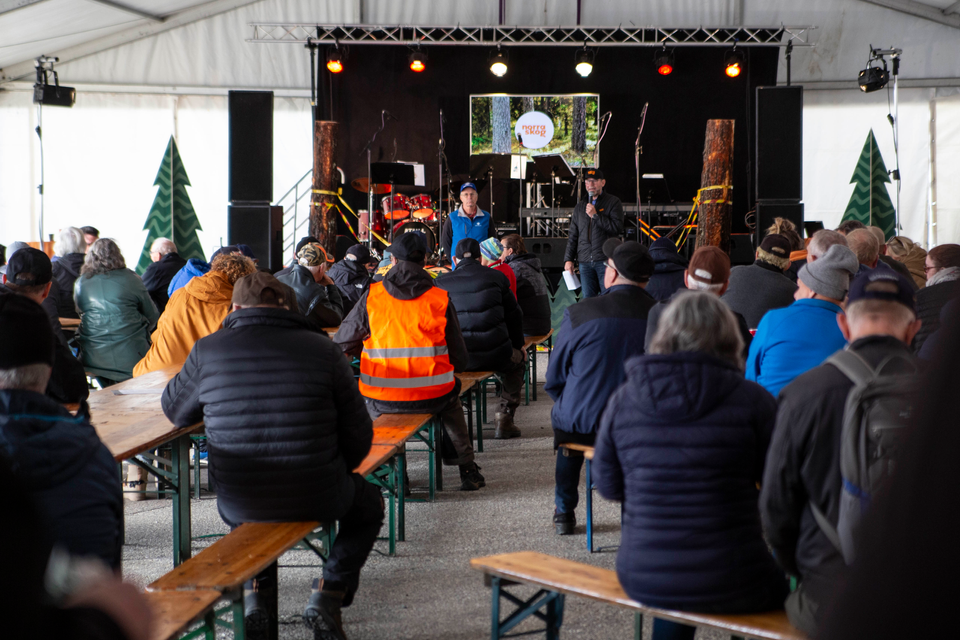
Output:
[
  {"left": 304, "top": 589, "right": 348, "bottom": 640},
  {"left": 459, "top": 463, "right": 486, "bottom": 491},
  {"left": 553, "top": 511, "right": 576, "bottom": 535},
  {"left": 244, "top": 590, "right": 270, "bottom": 640},
  {"left": 494, "top": 412, "right": 521, "bottom": 439}
]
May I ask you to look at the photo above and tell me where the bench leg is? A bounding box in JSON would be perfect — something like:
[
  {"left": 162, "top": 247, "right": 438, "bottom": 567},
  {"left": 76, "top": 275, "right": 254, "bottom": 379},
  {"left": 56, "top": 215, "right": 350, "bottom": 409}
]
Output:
[
  {"left": 387, "top": 458, "right": 396, "bottom": 556},
  {"left": 231, "top": 595, "right": 247, "bottom": 640},
  {"left": 524, "top": 352, "right": 530, "bottom": 406},
  {"left": 466, "top": 389, "right": 474, "bottom": 447},
  {"left": 489, "top": 576, "right": 566, "bottom": 640},
  {"left": 634, "top": 613, "right": 643, "bottom": 640},
  {"left": 586, "top": 457, "right": 594, "bottom": 553},
  {"left": 532, "top": 345, "right": 539, "bottom": 401},
  {"left": 172, "top": 434, "right": 192, "bottom": 565},
  {"left": 432, "top": 417, "right": 443, "bottom": 493},
  {"left": 397, "top": 449, "right": 406, "bottom": 542},
  {"left": 475, "top": 388, "right": 484, "bottom": 452},
  {"left": 203, "top": 609, "right": 216, "bottom": 640}
]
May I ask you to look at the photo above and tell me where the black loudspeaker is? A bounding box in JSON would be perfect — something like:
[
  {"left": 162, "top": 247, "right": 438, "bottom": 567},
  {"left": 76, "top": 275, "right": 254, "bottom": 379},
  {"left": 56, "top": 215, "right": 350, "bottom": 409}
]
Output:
[
  {"left": 755, "top": 201, "right": 804, "bottom": 246},
  {"left": 228, "top": 91, "right": 273, "bottom": 203},
  {"left": 729, "top": 233, "right": 756, "bottom": 266},
  {"left": 526, "top": 237, "right": 568, "bottom": 270},
  {"left": 756, "top": 86, "right": 802, "bottom": 201},
  {"left": 227, "top": 205, "right": 284, "bottom": 272}
]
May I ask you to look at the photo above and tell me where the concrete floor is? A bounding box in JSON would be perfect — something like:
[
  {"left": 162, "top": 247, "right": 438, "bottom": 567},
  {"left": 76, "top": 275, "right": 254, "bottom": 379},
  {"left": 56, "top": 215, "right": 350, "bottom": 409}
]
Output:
[{"left": 122, "top": 354, "right": 726, "bottom": 639}]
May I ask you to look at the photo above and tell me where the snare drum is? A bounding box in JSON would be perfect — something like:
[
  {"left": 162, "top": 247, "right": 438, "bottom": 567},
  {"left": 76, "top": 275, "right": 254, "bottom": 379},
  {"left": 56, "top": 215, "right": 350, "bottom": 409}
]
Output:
[
  {"left": 410, "top": 194, "right": 434, "bottom": 220},
  {"left": 393, "top": 220, "right": 437, "bottom": 254},
  {"left": 382, "top": 194, "right": 410, "bottom": 220}
]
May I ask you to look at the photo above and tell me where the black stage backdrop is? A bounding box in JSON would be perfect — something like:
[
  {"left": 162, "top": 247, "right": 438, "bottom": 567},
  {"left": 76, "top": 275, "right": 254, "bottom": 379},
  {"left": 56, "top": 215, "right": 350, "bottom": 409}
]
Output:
[{"left": 326, "top": 45, "right": 779, "bottom": 235}]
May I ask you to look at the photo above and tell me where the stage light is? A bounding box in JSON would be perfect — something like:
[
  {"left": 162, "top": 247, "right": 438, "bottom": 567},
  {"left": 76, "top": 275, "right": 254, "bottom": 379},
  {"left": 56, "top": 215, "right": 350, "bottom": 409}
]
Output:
[
  {"left": 655, "top": 46, "right": 674, "bottom": 76},
  {"left": 575, "top": 47, "right": 594, "bottom": 77},
  {"left": 489, "top": 46, "right": 508, "bottom": 77},
  {"left": 858, "top": 64, "right": 889, "bottom": 92},
  {"left": 409, "top": 50, "right": 427, "bottom": 73},
  {"left": 724, "top": 45, "right": 744, "bottom": 78},
  {"left": 326, "top": 47, "right": 343, "bottom": 74}
]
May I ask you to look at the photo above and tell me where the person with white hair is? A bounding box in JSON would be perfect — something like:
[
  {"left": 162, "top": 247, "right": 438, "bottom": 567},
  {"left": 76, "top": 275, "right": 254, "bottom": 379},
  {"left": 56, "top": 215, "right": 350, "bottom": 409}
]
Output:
[
  {"left": 50, "top": 227, "right": 87, "bottom": 319},
  {"left": 140, "top": 237, "right": 186, "bottom": 313}
]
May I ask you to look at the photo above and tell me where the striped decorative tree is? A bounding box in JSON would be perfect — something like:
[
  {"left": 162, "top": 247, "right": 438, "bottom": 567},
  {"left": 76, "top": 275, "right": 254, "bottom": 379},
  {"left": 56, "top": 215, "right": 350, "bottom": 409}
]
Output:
[
  {"left": 841, "top": 129, "right": 897, "bottom": 240},
  {"left": 135, "top": 136, "right": 205, "bottom": 274}
]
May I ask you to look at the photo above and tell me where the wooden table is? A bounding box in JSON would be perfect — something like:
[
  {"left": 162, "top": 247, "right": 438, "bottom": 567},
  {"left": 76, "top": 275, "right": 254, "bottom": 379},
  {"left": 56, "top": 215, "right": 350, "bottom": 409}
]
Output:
[
  {"left": 59, "top": 317, "right": 81, "bottom": 328},
  {"left": 86, "top": 366, "right": 200, "bottom": 565}
]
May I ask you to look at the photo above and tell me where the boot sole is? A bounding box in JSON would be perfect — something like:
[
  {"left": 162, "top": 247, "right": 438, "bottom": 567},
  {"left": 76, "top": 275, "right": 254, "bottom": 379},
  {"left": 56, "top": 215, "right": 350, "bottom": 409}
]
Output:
[{"left": 555, "top": 523, "right": 576, "bottom": 535}]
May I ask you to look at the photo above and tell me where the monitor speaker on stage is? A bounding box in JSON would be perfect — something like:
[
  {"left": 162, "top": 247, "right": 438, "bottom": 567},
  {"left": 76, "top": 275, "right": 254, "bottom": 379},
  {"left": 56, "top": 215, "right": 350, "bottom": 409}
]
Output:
[
  {"left": 526, "top": 237, "right": 568, "bottom": 270},
  {"left": 229, "top": 91, "right": 273, "bottom": 204},
  {"left": 756, "top": 86, "right": 802, "bottom": 202},
  {"left": 755, "top": 201, "right": 804, "bottom": 246},
  {"left": 227, "top": 205, "right": 283, "bottom": 272}
]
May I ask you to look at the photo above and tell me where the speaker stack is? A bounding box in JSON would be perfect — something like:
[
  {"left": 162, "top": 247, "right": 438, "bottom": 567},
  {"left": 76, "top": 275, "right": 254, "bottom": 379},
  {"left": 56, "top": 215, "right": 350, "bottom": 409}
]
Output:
[
  {"left": 227, "top": 91, "right": 284, "bottom": 272},
  {"left": 755, "top": 86, "right": 803, "bottom": 244}
]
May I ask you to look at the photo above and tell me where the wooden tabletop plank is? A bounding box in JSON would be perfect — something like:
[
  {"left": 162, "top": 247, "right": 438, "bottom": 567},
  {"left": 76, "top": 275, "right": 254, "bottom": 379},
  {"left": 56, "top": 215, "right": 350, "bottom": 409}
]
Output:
[
  {"left": 148, "top": 521, "right": 320, "bottom": 592},
  {"left": 372, "top": 413, "right": 432, "bottom": 430},
  {"left": 523, "top": 329, "right": 554, "bottom": 350},
  {"left": 355, "top": 444, "right": 397, "bottom": 477},
  {"left": 59, "top": 317, "right": 81, "bottom": 328},
  {"left": 559, "top": 443, "right": 595, "bottom": 460},
  {"left": 470, "top": 552, "right": 805, "bottom": 640},
  {"left": 145, "top": 589, "right": 222, "bottom": 640},
  {"left": 373, "top": 425, "right": 422, "bottom": 447},
  {"left": 459, "top": 379, "right": 477, "bottom": 394},
  {"left": 456, "top": 371, "right": 495, "bottom": 384}
]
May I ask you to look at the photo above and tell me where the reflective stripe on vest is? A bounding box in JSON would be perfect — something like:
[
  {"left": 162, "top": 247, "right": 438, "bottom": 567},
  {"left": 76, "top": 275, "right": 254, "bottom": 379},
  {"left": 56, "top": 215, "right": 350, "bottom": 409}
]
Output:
[{"left": 359, "top": 282, "right": 456, "bottom": 402}]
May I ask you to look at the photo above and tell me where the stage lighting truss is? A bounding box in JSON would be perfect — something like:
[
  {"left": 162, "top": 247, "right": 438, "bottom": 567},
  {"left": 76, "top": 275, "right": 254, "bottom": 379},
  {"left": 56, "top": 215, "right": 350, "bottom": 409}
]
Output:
[
  {"left": 326, "top": 45, "right": 344, "bottom": 73},
  {"left": 489, "top": 45, "right": 508, "bottom": 77},
  {"left": 724, "top": 44, "right": 744, "bottom": 77},
  {"left": 655, "top": 45, "right": 674, "bottom": 76},
  {"left": 248, "top": 24, "right": 815, "bottom": 49},
  {"left": 409, "top": 47, "right": 427, "bottom": 72},
  {"left": 575, "top": 46, "right": 594, "bottom": 77}
]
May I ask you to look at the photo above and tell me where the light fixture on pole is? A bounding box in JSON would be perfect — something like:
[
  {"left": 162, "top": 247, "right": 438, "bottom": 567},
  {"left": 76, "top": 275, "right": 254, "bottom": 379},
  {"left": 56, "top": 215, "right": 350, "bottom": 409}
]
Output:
[
  {"left": 409, "top": 48, "right": 427, "bottom": 73},
  {"left": 326, "top": 46, "right": 344, "bottom": 73},
  {"left": 655, "top": 45, "right": 674, "bottom": 76},
  {"left": 724, "top": 44, "right": 744, "bottom": 78},
  {"left": 575, "top": 46, "right": 594, "bottom": 77},
  {"left": 489, "top": 45, "right": 508, "bottom": 77}
]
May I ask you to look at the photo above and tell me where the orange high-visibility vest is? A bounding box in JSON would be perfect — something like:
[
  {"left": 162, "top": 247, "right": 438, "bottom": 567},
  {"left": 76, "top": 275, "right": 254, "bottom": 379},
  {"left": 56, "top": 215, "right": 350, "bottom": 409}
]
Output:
[{"left": 359, "top": 282, "right": 456, "bottom": 401}]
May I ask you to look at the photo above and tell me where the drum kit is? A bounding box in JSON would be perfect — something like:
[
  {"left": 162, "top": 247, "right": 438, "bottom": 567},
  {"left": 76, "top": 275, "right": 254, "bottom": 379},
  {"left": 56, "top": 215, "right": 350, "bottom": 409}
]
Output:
[{"left": 351, "top": 177, "right": 449, "bottom": 255}]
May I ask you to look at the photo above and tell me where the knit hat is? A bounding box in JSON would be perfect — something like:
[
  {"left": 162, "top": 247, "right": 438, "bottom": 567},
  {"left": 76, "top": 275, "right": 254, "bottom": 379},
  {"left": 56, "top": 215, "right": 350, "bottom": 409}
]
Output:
[
  {"left": 687, "top": 246, "right": 730, "bottom": 285},
  {"left": 232, "top": 271, "right": 288, "bottom": 307},
  {"left": 5, "top": 247, "right": 52, "bottom": 287},
  {"left": 757, "top": 234, "right": 793, "bottom": 270},
  {"left": 798, "top": 244, "right": 859, "bottom": 300},
  {"left": 456, "top": 238, "right": 481, "bottom": 261},
  {"left": 297, "top": 242, "right": 332, "bottom": 267},
  {"left": 479, "top": 237, "right": 504, "bottom": 261},
  {"left": 0, "top": 294, "right": 55, "bottom": 368}
]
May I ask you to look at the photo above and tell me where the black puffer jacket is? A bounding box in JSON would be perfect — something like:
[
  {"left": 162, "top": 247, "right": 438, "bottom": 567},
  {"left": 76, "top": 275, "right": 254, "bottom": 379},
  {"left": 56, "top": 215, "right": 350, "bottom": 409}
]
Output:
[
  {"left": 161, "top": 308, "right": 372, "bottom": 526},
  {"left": 646, "top": 237, "right": 688, "bottom": 302},
  {"left": 435, "top": 258, "right": 524, "bottom": 371},
  {"left": 504, "top": 252, "right": 551, "bottom": 336},
  {"left": 275, "top": 264, "right": 344, "bottom": 330},
  {"left": 141, "top": 252, "right": 187, "bottom": 313},
  {"left": 328, "top": 259, "right": 372, "bottom": 317},
  {"left": 51, "top": 253, "right": 85, "bottom": 319},
  {"left": 0, "top": 390, "right": 122, "bottom": 568},
  {"left": 914, "top": 280, "right": 960, "bottom": 353}
]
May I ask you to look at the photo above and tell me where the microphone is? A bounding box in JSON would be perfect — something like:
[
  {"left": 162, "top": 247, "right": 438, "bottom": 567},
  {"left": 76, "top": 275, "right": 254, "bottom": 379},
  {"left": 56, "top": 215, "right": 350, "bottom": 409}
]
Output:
[{"left": 383, "top": 110, "right": 399, "bottom": 121}]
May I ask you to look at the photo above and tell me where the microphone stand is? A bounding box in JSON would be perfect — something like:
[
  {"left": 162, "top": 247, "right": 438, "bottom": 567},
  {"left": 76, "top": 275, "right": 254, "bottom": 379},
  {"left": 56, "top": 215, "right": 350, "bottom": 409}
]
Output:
[
  {"left": 635, "top": 103, "right": 649, "bottom": 245},
  {"left": 360, "top": 112, "right": 389, "bottom": 250}
]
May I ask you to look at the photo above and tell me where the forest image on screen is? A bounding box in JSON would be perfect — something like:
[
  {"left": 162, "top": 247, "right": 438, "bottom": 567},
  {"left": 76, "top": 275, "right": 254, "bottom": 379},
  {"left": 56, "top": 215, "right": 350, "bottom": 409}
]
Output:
[{"left": 470, "top": 95, "right": 600, "bottom": 167}]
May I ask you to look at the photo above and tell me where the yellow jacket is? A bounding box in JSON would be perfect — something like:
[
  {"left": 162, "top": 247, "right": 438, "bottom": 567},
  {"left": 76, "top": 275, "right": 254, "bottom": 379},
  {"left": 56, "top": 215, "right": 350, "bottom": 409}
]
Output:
[{"left": 132, "top": 270, "right": 234, "bottom": 377}]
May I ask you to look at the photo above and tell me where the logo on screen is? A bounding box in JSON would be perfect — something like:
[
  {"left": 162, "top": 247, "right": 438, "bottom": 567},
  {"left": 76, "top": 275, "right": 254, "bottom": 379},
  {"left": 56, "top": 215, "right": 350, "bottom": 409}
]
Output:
[{"left": 515, "top": 111, "right": 555, "bottom": 150}]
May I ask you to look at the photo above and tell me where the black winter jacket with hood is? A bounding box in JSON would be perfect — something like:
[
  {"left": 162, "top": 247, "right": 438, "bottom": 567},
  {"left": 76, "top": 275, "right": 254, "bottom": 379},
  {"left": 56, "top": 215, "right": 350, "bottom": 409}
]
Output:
[
  {"left": 504, "top": 252, "right": 552, "bottom": 336},
  {"left": 646, "top": 237, "right": 688, "bottom": 302},
  {"left": 327, "top": 258, "right": 372, "bottom": 317},
  {"left": 51, "top": 252, "right": 85, "bottom": 319}
]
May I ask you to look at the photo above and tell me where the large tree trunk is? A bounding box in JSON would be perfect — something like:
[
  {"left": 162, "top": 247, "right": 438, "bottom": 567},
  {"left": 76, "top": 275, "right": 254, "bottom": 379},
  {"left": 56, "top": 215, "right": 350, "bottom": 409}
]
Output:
[
  {"left": 572, "top": 96, "right": 587, "bottom": 154},
  {"left": 491, "top": 96, "right": 511, "bottom": 153},
  {"left": 310, "top": 120, "right": 339, "bottom": 258},
  {"left": 695, "top": 120, "right": 735, "bottom": 253}
]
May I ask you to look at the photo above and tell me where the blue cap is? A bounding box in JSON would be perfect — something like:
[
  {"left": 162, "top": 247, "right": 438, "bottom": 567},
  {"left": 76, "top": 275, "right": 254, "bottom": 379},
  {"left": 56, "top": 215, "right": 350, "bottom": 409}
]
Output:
[
  {"left": 848, "top": 268, "right": 917, "bottom": 313},
  {"left": 460, "top": 182, "right": 478, "bottom": 193}
]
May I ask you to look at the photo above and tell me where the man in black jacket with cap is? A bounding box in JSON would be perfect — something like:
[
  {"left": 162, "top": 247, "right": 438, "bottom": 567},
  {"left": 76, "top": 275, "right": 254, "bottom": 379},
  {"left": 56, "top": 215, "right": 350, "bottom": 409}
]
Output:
[
  {"left": 162, "top": 271, "right": 382, "bottom": 640},
  {"left": 327, "top": 243, "right": 374, "bottom": 317},
  {"left": 563, "top": 169, "right": 624, "bottom": 299}
]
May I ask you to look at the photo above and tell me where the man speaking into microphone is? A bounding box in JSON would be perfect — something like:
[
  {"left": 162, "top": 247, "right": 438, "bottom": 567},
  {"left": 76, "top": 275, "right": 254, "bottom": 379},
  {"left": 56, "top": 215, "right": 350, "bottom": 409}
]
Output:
[{"left": 563, "top": 169, "right": 625, "bottom": 298}]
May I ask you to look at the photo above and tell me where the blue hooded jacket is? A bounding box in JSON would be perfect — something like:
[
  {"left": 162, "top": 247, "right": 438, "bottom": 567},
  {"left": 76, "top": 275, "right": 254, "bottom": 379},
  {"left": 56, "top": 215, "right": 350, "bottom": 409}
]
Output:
[{"left": 167, "top": 258, "right": 211, "bottom": 297}]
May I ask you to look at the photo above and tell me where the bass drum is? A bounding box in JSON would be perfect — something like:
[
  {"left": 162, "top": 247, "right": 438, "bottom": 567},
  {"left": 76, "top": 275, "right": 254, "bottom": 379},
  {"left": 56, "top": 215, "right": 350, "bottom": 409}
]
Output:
[{"left": 393, "top": 220, "right": 437, "bottom": 255}]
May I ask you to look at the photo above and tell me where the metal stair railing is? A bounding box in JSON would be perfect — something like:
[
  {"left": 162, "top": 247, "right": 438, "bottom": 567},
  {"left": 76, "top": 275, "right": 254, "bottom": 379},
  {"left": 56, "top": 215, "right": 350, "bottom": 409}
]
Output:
[{"left": 275, "top": 169, "right": 313, "bottom": 261}]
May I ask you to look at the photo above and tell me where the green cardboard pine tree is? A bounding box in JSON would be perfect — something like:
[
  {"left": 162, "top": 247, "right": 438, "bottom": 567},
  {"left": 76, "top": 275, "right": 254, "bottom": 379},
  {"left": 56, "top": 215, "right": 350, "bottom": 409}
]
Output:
[
  {"left": 840, "top": 129, "right": 897, "bottom": 240},
  {"left": 550, "top": 280, "right": 579, "bottom": 343},
  {"left": 135, "top": 136, "right": 205, "bottom": 274}
]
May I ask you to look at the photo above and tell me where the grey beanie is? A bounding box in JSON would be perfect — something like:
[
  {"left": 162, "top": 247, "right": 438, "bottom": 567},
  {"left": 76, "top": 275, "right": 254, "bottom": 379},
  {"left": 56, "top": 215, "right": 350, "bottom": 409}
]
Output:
[{"left": 798, "top": 243, "right": 859, "bottom": 299}]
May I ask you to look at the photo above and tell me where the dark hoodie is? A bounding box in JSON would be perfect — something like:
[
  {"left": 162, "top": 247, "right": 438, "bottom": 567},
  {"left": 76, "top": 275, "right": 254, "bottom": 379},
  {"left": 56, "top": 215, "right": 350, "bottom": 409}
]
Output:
[
  {"left": 646, "top": 237, "right": 688, "bottom": 302},
  {"left": 327, "top": 258, "right": 372, "bottom": 317},
  {"left": 0, "top": 390, "right": 122, "bottom": 569},
  {"left": 51, "top": 252, "right": 85, "bottom": 319},
  {"left": 594, "top": 350, "right": 786, "bottom": 611},
  {"left": 334, "top": 260, "right": 469, "bottom": 414}
]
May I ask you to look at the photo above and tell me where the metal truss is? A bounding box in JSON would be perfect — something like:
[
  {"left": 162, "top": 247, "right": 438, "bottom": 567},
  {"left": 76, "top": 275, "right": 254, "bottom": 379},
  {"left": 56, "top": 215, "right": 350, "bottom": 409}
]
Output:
[{"left": 248, "top": 24, "right": 816, "bottom": 47}]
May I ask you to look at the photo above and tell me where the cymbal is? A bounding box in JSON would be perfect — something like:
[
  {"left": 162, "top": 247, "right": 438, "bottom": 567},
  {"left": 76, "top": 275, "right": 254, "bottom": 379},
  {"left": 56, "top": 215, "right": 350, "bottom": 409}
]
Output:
[
  {"left": 412, "top": 208, "right": 435, "bottom": 219},
  {"left": 351, "top": 178, "right": 392, "bottom": 195},
  {"left": 384, "top": 209, "right": 410, "bottom": 220}
]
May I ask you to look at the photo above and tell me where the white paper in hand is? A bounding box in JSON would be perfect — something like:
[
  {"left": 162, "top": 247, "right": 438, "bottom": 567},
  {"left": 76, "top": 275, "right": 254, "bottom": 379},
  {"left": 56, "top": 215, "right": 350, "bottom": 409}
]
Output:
[{"left": 563, "top": 270, "right": 581, "bottom": 291}]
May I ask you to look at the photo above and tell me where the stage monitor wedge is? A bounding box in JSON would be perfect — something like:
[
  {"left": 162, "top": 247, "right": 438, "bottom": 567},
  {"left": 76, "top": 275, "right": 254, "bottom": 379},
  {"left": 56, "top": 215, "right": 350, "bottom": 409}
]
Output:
[
  {"left": 229, "top": 91, "right": 274, "bottom": 204},
  {"left": 755, "top": 86, "right": 802, "bottom": 202}
]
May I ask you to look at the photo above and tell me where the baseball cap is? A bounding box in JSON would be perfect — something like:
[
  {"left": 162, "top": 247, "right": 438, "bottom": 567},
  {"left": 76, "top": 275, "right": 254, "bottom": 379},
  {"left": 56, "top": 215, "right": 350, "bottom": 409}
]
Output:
[
  {"left": 297, "top": 242, "right": 333, "bottom": 267},
  {"left": 5, "top": 248, "right": 53, "bottom": 287},
  {"left": 687, "top": 246, "right": 731, "bottom": 285},
  {"left": 391, "top": 232, "right": 427, "bottom": 262},
  {"left": 456, "top": 238, "right": 481, "bottom": 260},
  {"left": 0, "top": 293, "right": 55, "bottom": 368},
  {"left": 345, "top": 244, "right": 372, "bottom": 265},
  {"left": 847, "top": 269, "right": 917, "bottom": 313},
  {"left": 231, "top": 271, "right": 288, "bottom": 307},
  {"left": 460, "top": 182, "right": 478, "bottom": 193},
  {"left": 479, "top": 237, "right": 504, "bottom": 261},
  {"left": 603, "top": 239, "right": 654, "bottom": 283},
  {"left": 758, "top": 234, "right": 793, "bottom": 269},
  {"left": 585, "top": 169, "right": 604, "bottom": 180}
]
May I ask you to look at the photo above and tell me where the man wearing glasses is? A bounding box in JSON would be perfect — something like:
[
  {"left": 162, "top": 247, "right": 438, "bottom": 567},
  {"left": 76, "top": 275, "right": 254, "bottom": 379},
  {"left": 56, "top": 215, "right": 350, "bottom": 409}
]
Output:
[{"left": 563, "top": 169, "right": 625, "bottom": 298}]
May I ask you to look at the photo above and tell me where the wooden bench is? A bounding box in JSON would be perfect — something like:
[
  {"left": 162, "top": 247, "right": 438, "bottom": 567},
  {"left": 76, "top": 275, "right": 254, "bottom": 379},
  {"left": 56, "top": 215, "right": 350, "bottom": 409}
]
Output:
[
  {"left": 356, "top": 443, "right": 401, "bottom": 555},
  {"left": 372, "top": 412, "right": 438, "bottom": 499},
  {"left": 145, "top": 589, "right": 222, "bottom": 640},
  {"left": 522, "top": 330, "right": 554, "bottom": 403},
  {"left": 471, "top": 551, "right": 806, "bottom": 640},
  {"left": 558, "top": 443, "right": 600, "bottom": 552},
  {"left": 456, "top": 371, "right": 496, "bottom": 451}
]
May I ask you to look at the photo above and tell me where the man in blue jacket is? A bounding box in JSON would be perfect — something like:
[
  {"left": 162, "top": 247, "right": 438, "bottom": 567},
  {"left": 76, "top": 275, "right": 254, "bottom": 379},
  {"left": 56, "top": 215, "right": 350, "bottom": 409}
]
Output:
[
  {"left": 440, "top": 182, "right": 491, "bottom": 266},
  {"left": 545, "top": 239, "right": 656, "bottom": 535}
]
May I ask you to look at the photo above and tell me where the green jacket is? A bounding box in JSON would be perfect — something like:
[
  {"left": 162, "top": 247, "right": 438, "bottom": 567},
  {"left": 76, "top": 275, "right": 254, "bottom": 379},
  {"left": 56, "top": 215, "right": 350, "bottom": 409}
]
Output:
[{"left": 74, "top": 268, "right": 159, "bottom": 382}]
